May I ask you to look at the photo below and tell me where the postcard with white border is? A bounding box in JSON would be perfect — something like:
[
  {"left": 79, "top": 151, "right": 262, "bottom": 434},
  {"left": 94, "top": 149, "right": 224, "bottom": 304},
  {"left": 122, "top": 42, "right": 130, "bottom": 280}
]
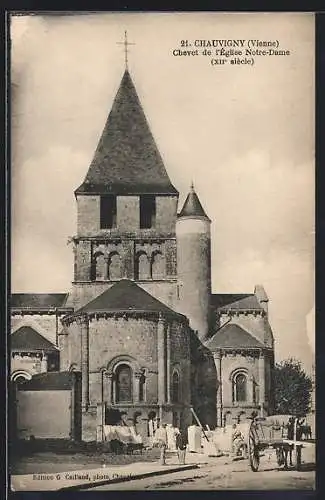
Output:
[{"left": 10, "top": 11, "right": 315, "bottom": 491}]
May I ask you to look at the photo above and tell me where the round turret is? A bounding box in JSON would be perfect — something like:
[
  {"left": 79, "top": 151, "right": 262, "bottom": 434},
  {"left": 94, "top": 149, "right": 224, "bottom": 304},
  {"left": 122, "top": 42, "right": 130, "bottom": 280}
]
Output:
[{"left": 176, "top": 183, "right": 211, "bottom": 340}]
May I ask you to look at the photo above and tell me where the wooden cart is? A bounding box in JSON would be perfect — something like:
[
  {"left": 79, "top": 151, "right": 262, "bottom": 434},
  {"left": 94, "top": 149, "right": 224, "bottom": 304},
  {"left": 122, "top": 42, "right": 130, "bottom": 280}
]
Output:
[{"left": 247, "top": 417, "right": 315, "bottom": 472}]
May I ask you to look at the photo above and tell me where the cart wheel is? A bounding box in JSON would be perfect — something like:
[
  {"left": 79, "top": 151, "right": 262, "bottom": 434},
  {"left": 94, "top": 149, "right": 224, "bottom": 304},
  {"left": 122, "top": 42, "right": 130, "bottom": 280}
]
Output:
[
  {"left": 276, "top": 447, "right": 285, "bottom": 466},
  {"left": 248, "top": 421, "right": 260, "bottom": 472},
  {"left": 294, "top": 446, "right": 302, "bottom": 471}
]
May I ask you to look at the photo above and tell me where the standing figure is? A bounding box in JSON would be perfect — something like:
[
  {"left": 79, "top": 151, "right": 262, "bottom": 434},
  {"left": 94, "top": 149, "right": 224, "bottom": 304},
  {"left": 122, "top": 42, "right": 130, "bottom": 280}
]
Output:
[
  {"left": 176, "top": 429, "right": 188, "bottom": 465},
  {"left": 166, "top": 424, "right": 177, "bottom": 451},
  {"left": 231, "top": 424, "right": 245, "bottom": 456},
  {"left": 154, "top": 423, "right": 168, "bottom": 465}
]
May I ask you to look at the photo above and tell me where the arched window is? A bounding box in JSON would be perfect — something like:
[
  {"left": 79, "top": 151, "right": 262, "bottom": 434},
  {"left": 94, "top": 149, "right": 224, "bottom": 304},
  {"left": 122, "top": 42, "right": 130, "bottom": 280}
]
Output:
[
  {"left": 139, "top": 373, "right": 145, "bottom": 402},
  {"left": 108, "top": 252, "right": 122, "bottom": 280},
  {"left": 94, "top": 253, "right": 106, "bottom": 280},
  {"left": 172, "top": 371, "right": 180, "bottom": 403},
  {"left": 115, "top": 364, "right": 133, "bottom": 403},
  {"left": 151, "top": 251, "right": 165, "bottom": 279},
  {"left": 135, "top": 252, "right": 150, "bottom": 280},
  {"left": 232, "top": 372, "right": 247, "bottom": 403},
  {"left": 11, "top": 371, "right": 31, "bottom": 383}
]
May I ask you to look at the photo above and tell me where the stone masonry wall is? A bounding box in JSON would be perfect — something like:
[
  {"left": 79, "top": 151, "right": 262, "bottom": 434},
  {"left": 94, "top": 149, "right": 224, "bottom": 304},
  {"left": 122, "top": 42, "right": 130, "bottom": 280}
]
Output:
[
  {"left": 11, "top": 314, "right": 60, "bottom": 346},
  {"left": 170, "top": 322, "right": 191, "bottom": 406},
  {"left": 87, "top": 316, "right": 159, "bottom": 406},
  {"left": 76, "top": 195, "right": 177, "bottom": 237},
  {"left": 221, "top": 352, "right": 259, "bottom": 408}
]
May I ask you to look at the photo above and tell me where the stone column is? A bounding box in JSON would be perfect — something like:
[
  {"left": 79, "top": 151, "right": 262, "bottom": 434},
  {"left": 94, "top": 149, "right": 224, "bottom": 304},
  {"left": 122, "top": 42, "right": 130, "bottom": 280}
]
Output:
[
  {"left": 97, "top": 402, "right": 105, "bottom": 442},
  {"left": 213, "top": 350, "right": 223, "bottom": 427},
  {"left": 134, "top": 371, "right": 142, "bottom": 403},
  {"left": 258, "top": 350, "right": 265, "bottom": 417},
  {"left": 249, "top": 375, "right": 254, "bottom": 404},
  {"left": 166, "top": 323, "right": 171, "bottom": 403},
  {"left": 106, "top": 372, "right": 113, "bottom": 404},
  {"left": 157, "top": 313, "right": 166, "bottom": 407},
  {"left": 104, "top": 255, "right": 110, "bottom": 280},
  {"left": 79, "top": 315, "right": 90, "bottom": 410}
]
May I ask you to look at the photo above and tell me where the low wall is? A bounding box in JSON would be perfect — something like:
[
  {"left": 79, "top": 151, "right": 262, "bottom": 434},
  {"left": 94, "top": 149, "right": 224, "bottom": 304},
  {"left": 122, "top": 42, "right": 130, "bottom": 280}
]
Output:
[{"left": 15, "top": 371, "right": 81, "bottom": 441}]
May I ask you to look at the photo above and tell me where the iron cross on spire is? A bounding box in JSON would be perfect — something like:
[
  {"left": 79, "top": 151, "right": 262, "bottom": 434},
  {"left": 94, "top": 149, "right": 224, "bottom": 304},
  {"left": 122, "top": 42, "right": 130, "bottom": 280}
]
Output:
[{"left": 117, "top": 31, "right": 135, "bottom": 70}]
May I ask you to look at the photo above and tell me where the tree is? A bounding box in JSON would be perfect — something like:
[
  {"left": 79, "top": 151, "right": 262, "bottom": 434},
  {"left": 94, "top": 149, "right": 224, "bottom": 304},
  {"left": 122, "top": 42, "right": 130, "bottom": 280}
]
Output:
[{"left": 273, "top": 358, "right": 312, "bottom": 416}]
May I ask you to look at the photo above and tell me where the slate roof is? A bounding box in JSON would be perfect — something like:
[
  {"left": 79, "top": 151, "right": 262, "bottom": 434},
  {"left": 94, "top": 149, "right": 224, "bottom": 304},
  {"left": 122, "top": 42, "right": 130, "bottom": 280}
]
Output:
[
  {"left": 10, "top": 326, "right": 58, "bottom": 352},
  {"left": 11, "top": 293, "right": 69, "bottom": 309},
  {"left": 75, "top": 70, "right": 178, "bottom": 196},
  {"left": 205, "top": 323, "right": 264, "bottom": 350},
  {"left": 218, "top": 295, "right": 263, "bottom": 312},
  {"left": 74, "top": 279, "right": 183, "bottom": 318},
  {"left": 178, "top": 185, "right": 209, "bottom": 219},
  {"left": 211, "top": 293, "right": 252, "bottom": 310}
]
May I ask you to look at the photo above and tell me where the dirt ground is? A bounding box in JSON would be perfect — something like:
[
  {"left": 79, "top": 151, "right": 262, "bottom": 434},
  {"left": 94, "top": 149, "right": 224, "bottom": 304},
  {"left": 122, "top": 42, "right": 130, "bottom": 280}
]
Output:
[
  {"left": 90, "top": 447, "right": 316, "bottom": 491},
  {"left": 11, "top": 443, "right": 316, "bottom": 491}
]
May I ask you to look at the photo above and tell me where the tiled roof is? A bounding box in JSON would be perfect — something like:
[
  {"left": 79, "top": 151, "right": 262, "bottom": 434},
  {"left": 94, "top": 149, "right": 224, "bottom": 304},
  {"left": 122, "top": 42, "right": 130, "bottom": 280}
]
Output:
[
  {"left": 10, "top": 326, "right": 58, "bottom": 351},
  {"left": 75, "top": 279, "right": 182, "bottom": 318},
  {"left": 11, "top": 293, "right": 69, "bottom": 309},
  {"left": 75, "top": 70, "right": 178, "bottom": 196},
  {"left": 218, "top": 295, "right": 263, "bottom": 312},
  {"left": 205, "top": 323, "right": 264, "bottom": 350},
  {"left": 17, "top": 371, "right": 81, "bottom": 391},
  {"left": 211, "top": 293, "right": 252, "bottom": 310},
  {"left": 178, "top": 185, "right": 209, "bottom": 219}
]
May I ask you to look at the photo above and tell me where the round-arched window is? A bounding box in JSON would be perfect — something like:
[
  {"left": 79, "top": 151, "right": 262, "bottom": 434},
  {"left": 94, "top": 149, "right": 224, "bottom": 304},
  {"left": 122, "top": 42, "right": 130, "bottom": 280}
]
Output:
[
  {"left": 115, "top": 364, "right": 133, "bottom": 402},
  {"left": 232, "top": 373, "right": 247, "bottom": 403}
]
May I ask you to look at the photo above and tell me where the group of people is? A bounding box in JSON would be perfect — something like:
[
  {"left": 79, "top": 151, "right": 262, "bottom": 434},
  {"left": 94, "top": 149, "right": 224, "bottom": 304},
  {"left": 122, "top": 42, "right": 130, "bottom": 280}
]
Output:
[{"left": 153, "top": 423, "right": 188, "bottom": 465}]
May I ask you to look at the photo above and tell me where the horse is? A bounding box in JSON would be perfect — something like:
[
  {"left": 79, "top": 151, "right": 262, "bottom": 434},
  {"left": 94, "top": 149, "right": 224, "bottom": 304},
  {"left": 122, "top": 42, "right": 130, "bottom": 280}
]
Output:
[
  {"left": 281, "top": 418, "right": 296, "bottom": 468},
  {"left": 299, "top": 424, "right": 312, "bottom": 440}
]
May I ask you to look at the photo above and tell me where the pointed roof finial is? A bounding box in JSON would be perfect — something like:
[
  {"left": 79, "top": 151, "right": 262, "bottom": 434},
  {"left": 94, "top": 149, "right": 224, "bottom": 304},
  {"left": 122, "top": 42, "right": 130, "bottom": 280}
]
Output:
[
  {"left": 116, "top": 30, "right": 136, "bottom": 70},
  {"left": 178, "top": 185, "right": 210, "bottom": 220}
]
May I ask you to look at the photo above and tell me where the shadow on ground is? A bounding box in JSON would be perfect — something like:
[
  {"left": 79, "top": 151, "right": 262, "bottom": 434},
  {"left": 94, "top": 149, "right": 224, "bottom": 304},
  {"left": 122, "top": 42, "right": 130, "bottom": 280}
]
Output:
[{"left": 10, "top": 439, "right": 164, "bottom": 475}]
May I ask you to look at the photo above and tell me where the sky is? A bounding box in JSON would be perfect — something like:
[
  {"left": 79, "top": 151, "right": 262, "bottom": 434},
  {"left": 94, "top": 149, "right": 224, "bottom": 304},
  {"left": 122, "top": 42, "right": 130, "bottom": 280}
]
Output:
[{"left": 10, "top": 12, "right": 315, "bottom": 372}]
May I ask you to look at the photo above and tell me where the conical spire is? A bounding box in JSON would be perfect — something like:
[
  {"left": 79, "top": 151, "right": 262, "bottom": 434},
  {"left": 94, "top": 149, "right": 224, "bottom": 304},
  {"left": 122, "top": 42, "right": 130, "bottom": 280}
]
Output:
[
  {"left": 178, "top": 183, "right": 210, "bottom": 219},
  {"left": 75, "top": 70, "right": 178, "bottom": 196}
]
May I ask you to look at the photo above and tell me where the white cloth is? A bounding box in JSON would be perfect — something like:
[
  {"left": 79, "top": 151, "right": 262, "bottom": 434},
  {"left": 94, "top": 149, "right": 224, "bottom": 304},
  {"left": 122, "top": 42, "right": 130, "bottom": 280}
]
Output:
[
  {"left": 166, "top": 425, "right": 177, "bottom": 451},
  {"left": 103, "top": 425, "right": 143, "bottom": 444},
  {"left": 211, "top": 426, "right": 233, "bottom": 453},
  {"left": 129, "top": 426, "right": 143, "bottom": 444},
  {"left": 188, "top": 425, "right": 202, "bottom": 452},
  {"left": 153, "top": 426, "right": 168, "bottom": 446}
]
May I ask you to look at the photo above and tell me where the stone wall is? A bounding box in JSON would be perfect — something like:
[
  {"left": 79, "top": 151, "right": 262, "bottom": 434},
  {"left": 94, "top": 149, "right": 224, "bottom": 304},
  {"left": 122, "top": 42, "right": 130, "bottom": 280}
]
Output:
[
  {"left": 221, "top": 352, "right": 259, "bottom": 408},
  {"left": 176, "top": 218, "right": 211, "bottom": 340},
  {"left": 76, "top": 195, "right": 177, "bottom": 237},
  {"left": 11, "top": 314, "right": 60, "bottom": 346},
  {"left": 11, "top": 352, "right": 47, "bottom": 379},
  {"left": 87, "top": 316, "right": 158, "bottom": 405},
  {"left": 219, "top": 312, "right": 274, "bottom": 348},
  {"left": 77, "top": 195, "right": 100, "bottom": 235}
]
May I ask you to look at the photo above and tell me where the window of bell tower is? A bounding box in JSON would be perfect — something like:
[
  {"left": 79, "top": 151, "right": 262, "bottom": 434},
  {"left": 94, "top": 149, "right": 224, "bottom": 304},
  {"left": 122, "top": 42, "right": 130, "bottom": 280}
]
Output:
[
  {"left": 140, "top": 195, "right": 156, "bottom": 229},
  {"left": 100, "top": 195, "right": 117, "bottom": 229}
]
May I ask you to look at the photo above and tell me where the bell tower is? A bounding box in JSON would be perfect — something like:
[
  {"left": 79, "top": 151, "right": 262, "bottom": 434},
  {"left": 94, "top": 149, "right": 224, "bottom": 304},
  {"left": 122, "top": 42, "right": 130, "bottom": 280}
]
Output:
[{"left": 68, "top": 70, "right": 179, "bottom": 309}]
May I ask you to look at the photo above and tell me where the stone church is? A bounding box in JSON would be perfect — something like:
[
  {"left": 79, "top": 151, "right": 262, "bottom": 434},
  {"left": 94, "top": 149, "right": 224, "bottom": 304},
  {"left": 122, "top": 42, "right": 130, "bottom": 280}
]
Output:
[{"left": 11, "top": 68, "right": 275, "bottom": 441}]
